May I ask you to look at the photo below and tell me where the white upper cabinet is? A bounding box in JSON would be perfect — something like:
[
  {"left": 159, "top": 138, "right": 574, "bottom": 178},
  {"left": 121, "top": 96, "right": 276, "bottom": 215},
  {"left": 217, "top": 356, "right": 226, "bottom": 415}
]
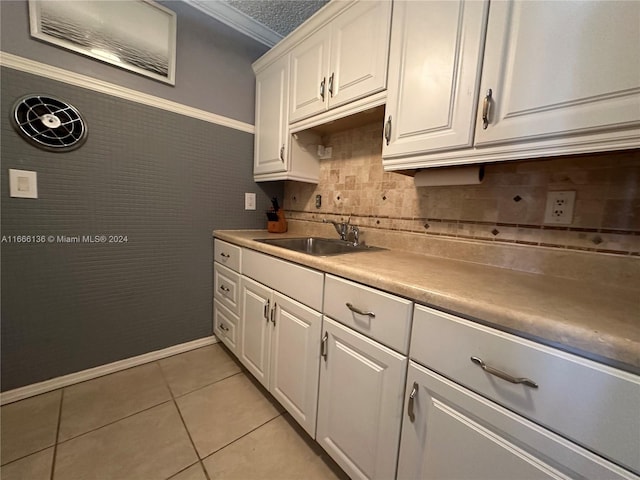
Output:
[
  {"left": 382, "top": 0, "right": 489, "bottom": 158},
  {"left": 383, "top": 0, "right": 640, "bottom": 171},
  {"left": 475, "top": 0, "right": 640, "bottom": 146},
  {"left": 289, "top": 0, "right": 392, "bottom": 123},
  {"left": 254, "top": 54, "right": 289, "bottom": 176}
]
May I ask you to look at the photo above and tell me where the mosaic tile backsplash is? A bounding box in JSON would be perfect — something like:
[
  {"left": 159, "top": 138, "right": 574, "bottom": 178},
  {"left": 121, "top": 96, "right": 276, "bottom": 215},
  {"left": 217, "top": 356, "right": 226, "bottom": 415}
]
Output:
[{"left": 284, "top": 122, "right": 640, "bottom": 256}]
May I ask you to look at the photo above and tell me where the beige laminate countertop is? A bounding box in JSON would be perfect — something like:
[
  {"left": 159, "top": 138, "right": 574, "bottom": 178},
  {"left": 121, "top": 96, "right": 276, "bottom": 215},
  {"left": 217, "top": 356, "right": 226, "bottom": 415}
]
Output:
[{"left": 214, "top": 230, "right": 640, "bottom": 374}]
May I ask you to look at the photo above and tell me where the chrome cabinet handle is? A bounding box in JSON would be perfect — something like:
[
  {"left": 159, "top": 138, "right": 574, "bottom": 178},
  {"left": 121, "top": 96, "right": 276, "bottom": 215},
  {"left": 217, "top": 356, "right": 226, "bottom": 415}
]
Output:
[
  {"left": 321, "top": 332, "right": 328, "bottom": 360},
  {"left": 219, "top": 285, "right": 230, "bottom": 293},
  {"left": 270, "top": 303, "right": 277, "bottom": 325},
  {"left": 328, "top": 72, "right": 334, "bottom": 97},
  {"left": 320, "top": 77, "right": 326, "bottom": 101},
  {"left": 218, "top": 323, "right": 229, "bottom": 332},
  {"left": 482, "top": 88, "right": 493, "bottom": 129},
  {"left": 470, "top": 356, "right": 538, "bottom": 389},
  {"left": 384, "top": 116, "right": 392, "bottom": 145},
  {"left": 407, "top": 382, "right": 418, "bottom": 422},
  {"left": 346, "top": 302, "right": 375, "bottom": 318},
  {"left": 263, "top": 299, "right": 270, "bottom": 321},
  {"left": 279, "top": 145, "right": 284, "bottom": 162},
  {"left": 220, "top": 252, "right": 230, "bottom": 258}
]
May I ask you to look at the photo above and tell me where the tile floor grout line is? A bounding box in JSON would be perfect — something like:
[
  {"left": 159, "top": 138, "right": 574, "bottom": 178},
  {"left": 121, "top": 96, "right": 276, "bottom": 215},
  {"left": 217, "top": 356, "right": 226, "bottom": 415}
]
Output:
[
  {"left": 53, "top": 399, "right": 174, "bottom": 445},
  {"left": 171, "top": 370, "right": 244, "bottom": 400},
  {"left": 199, "top": 411, "right": 285, "bottom": 463},
  {"left": 156, "top": 360, "right": 212, "bottom": 480},
  {"left": 49, "top": 388, "right": 64, "bottom": 480}
]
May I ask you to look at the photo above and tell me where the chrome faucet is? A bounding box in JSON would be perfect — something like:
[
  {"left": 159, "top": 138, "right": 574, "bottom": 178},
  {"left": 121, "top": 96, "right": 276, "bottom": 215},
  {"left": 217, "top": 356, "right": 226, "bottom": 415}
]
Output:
[
  {"left": 324, "top": 216, "right": 351, "bottom": 241},
  {"left": 324, "top": 217, "right": 361, "bottom": 246}
]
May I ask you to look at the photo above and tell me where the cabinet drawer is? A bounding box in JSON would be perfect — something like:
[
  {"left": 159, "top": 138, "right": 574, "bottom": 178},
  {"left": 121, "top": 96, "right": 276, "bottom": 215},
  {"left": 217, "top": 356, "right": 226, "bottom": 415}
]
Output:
[
  {"left": 214, "top": 239, "right": 242, "bottom": 273},
  {"left": 213, "top": 263, "right": 241, "bottom": 316},
  {"left": 213, "top": 300, "right": 239, "bottom": 355},
  {"left": 411, "top": 304, "right": 640, "bottom": 475},
  {"left": 323, "top": 274, "right": 413, "bottom": 354},
  {"left": 242, "top": 248, "right": 324, "bottom": 311}
]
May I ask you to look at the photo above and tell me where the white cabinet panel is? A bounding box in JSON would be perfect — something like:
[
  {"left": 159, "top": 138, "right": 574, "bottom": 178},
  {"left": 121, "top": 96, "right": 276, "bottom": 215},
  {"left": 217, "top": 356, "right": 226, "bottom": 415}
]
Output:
[
  {"left": 214, "top": 239, "right": 242, "bottom": 273},
  {"left": 316, "top": 317, "right": 406, "bottom": 480},
  {"left": 328, "top": 0, "right": 391, "bottom": 109},
  {"left": 475, "top": 0, "right": 640, "bottom": 146},
  {"left": 411, "top": 304, "right": 640, "bottom": 475},
  {"left": 398, "top": 361, "right": 636, "bottom": 480},
  {"left": 323, "top": 274, "right": 412, "bottom": 354},
  {"left": 270, "top": 292, "right": 322, "bottom": 437},
  {"left": 290, "top": 27, "right": 331, "bottom": 123},
  {"left": 213, "top": 299, "right": 239, "bottom": 355},
  {"left": 289, "top": 0, "right": 391, "bottom": 124},
  {"left": 254, "top": 54, "right": 290, "bottom": 176},
  {"left": 383, "top": 0, "right": 488, "bottom": 159},
  {"left": 239, "top": 276, "right": 271, "bottom": 388},
  {"left": 213, "top": 263, "right": 241, "bottom": 316}
]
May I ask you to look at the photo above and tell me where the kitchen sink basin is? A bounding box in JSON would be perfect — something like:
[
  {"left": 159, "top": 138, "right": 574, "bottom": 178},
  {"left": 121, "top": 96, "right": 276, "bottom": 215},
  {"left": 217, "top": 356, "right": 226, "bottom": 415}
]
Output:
[{"left": 255, "top": 237, "right": 384, "bottom": 256}]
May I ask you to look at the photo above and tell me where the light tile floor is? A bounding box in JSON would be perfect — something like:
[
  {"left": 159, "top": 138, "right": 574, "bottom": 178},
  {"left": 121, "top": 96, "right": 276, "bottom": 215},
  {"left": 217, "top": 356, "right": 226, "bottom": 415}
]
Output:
[{"left": 0, "top": 344, "right": 349, "bottom": 480}]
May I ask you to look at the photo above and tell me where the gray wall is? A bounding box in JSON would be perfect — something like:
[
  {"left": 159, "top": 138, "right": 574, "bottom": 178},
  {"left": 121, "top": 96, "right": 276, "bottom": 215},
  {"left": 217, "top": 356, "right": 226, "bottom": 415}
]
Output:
[
  {"left": 0, "top": 1, "right": 282, "bottom": 391},
  {"left": 0, "top": 0, "right": 268, "bottom": 124}
]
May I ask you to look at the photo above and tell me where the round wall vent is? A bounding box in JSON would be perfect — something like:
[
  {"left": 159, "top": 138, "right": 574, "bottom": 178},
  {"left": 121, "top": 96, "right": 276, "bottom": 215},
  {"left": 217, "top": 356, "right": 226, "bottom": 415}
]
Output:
[{"left": 11, "top": 94, "right": 87, "bottom": 152}]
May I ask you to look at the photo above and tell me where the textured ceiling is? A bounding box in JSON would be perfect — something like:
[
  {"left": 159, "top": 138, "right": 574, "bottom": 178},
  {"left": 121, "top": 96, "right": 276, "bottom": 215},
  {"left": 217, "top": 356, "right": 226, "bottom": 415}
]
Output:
[{"left": 225, "top": 0, "right": 329, "bottom": 36}]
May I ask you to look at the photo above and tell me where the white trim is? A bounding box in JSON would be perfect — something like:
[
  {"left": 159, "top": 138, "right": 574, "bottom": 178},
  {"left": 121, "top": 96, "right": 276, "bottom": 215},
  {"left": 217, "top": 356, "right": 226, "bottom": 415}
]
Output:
[
  {"left": 0, "top": 336, "right": 218, "bottom": 405},
  {"left": 186, "top": 0, "right": 283, "bottom": 48},
  {"left": 0, "top": 51, "right": 255, "bottom": 134}
]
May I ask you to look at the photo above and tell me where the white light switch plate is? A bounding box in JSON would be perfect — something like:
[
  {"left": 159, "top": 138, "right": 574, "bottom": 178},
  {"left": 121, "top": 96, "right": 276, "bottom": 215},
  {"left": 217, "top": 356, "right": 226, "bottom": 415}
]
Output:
[
  {"left": 245, "top": 192, "right": 256, "bottom": 210},
  {"left": 9, "top": 169, "right": 38, "bottom": 198}
]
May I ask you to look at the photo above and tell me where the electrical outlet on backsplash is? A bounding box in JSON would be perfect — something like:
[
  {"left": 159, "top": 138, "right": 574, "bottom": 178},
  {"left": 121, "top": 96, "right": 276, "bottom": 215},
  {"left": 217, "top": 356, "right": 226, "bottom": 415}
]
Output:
[{"left": 284, "top": 121, "right": 640, "bottom": 256}]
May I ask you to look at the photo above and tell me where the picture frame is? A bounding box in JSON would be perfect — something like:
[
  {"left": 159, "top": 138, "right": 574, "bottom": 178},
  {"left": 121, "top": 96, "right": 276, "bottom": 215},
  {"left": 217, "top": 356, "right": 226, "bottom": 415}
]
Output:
[{"left": 28, "top": 0, "right": 177, "bottom": 85}]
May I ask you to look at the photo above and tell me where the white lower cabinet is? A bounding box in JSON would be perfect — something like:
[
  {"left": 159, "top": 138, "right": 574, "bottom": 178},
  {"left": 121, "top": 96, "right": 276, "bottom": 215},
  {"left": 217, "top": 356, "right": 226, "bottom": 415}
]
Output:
[
  {"left": 316, "top": 317, "right": 407, "bottom": 480},
  {"left": 213, "top": 300, "right": 239, "bottom": 355},
  {"left": 239, "top": 275, "right": 322, "bottom": 437},
  {"left": 398, "top": 361, "right": 636, "bottom": 480}
]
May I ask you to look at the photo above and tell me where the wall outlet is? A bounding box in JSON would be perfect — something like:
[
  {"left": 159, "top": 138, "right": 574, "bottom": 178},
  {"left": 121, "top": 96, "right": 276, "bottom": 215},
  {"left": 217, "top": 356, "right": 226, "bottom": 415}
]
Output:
[
  {"left": 544, "top": 191, "right": 576, "bottom": 225},
  {"left": 244, "top": 192, "right": 256, "bottom": 210},
  {"left": 9, "top": 169, "right": 38, "bottom": 198}
]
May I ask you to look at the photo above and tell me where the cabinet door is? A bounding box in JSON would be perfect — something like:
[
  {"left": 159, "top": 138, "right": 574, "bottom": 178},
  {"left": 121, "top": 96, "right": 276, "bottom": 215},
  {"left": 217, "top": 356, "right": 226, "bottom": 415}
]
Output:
[
  {"left": 269, "top": 292, "right": 322, "bottom": 438},
  {"left": 475, "top": 0, "right": 640, "bottom": 146},
  {"left": 382, "top": 0, "right": 488, "bottom": 160},
  {"left": 239, "top": 277, "right": 271, "bottom": 388},
  {"left": 289, "top": 26, "right": 331, "bottom": 123},
  {"left": 254, "top": 55, "right": 289, "bottom": 175},
  {"left": 316, "top": 317, "right": 406, "bottom": 480},
  {"left": 328, "top": 0, "right": 391, "bottom": 110},
  {"left": 398, "top": 362, "right": 634, "bottom": 480}
]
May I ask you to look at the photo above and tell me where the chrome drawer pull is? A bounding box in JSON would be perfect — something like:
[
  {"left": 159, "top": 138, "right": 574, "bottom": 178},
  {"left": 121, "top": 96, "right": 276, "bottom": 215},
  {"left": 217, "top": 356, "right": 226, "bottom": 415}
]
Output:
[
  {"left": 407, "top": 382, "right": 418, "bottom": 422},
  {"left": 346, "top": 302, "right": 375, "bottom": 318},
  {"left": 470, "top": 356, "right": 538, "bottom": 389},
  {"left": 482, "top": 88, "right": 492, "bottom": 129},
  {"left": 263, "top": 300, "right": 270, "bottom": 321},
  {"left": 219, "top": 323, "right": 229, "bottom": 332},
  {"left": 321, "top": 332, "right": 328, "bottom": 360},
  {"left": 219, "top": 285, "right": 230, "bottom": 293},
  {"left": 220, "top": 252, "right": 230, "bottom": 258}
]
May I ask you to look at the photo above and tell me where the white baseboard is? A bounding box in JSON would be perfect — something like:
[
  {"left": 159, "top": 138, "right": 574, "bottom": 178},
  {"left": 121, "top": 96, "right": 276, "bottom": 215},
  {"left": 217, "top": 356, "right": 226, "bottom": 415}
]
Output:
[{"left": 0, "top": 336, "right": 219, "bottom": 405}]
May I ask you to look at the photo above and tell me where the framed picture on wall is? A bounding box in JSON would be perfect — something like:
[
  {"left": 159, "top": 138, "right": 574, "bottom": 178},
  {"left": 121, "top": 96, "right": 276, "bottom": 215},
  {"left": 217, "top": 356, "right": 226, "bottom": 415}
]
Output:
[{"left": 28, "top": 0, "right": 177, "bottom": 85}]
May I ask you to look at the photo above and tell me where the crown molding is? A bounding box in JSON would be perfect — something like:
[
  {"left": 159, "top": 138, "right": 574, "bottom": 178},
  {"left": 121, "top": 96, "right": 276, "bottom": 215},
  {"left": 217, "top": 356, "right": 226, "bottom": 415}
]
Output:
[
  {"left": 0, "top": 52, "right": 254, "bottom": 134},
  {"left": 185, "top": 0, "right": 283, "bottom": 47}
]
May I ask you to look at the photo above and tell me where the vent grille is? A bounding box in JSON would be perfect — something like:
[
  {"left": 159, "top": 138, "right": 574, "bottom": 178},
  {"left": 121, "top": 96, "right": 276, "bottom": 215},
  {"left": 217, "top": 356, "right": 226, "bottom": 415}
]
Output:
[{"left": 11, "top": 95, "right": 87, "bottom": 151}]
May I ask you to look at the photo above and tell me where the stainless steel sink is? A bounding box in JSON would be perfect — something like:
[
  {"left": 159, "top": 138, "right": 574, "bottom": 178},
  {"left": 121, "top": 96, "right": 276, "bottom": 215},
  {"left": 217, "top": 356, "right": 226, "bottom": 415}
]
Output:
[{"left": 255, "top": 237, "right": 384, "bottom": 256}]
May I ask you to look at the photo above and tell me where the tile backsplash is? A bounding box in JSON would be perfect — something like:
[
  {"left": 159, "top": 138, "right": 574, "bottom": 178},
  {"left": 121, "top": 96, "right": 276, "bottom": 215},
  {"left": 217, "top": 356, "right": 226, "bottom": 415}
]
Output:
[{"left": 284, "top": 121, "right": 640, "bottom": 256}]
